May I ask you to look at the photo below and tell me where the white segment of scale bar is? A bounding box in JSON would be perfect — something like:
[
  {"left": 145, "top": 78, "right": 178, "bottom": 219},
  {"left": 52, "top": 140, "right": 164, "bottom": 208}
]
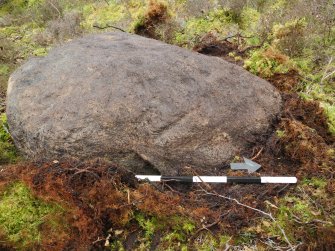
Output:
[{"left": 261, "top": 176, "right": 297, "bottom": 184}]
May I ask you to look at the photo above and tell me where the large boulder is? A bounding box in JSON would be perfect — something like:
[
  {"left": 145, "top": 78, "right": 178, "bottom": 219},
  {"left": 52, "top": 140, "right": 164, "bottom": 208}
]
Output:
[{"left": 7, "top": 32, "right": 281, "bottom": 174}]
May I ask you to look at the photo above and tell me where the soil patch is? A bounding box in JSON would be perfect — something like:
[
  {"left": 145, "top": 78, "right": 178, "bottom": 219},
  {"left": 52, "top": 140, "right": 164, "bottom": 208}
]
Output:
[
  {"left": 267, "top": 70, "right": 300, "bottom": 93},
  {"left": 282, "top": 93, "right": 334, "bottom": 144}
]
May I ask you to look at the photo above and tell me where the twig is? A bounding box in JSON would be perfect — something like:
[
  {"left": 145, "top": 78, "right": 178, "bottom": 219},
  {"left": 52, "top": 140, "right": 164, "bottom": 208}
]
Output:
[
  {"left": 221, "top": 33, "right": 255, "bottom": 41},
  {"left": 127, "top": 189, "right": 130, "bottom": 204},
  {"left": 251, "top": 147, "right": 264, "bottom": 160},
  {"left": 322, "top": 69, "right": 335, "bottom": 82},
  {"left": 92, "top": 237, "right": 105, "bottom": 244},
  {"left": 68, "top": 167, "right": 100, "bottom": 180},
  {"left": 93, "top": 24, "right": 126, "bottom": 32}
]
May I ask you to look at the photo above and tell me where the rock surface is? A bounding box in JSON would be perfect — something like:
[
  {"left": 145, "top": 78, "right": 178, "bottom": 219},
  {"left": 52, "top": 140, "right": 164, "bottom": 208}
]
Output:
[{"left": 7, "top": 32, "right": 281, "bottom": 174}]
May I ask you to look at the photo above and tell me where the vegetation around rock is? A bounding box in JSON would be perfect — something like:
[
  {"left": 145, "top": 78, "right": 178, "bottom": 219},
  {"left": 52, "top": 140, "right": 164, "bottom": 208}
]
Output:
[{"left": 0, "top": 0, "right": 334, "bottom": 250}]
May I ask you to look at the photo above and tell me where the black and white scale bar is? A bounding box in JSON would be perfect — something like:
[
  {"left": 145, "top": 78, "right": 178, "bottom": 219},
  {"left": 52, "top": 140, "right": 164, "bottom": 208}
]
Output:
[{"left": 135, "top": 175, "right": 297, "bottom": 184}]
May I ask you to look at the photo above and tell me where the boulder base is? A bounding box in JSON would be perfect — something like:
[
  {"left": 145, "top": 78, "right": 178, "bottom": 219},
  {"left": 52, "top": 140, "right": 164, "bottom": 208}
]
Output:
[{"left": 7, "top": 32, "right": 281, "bottom": 174}]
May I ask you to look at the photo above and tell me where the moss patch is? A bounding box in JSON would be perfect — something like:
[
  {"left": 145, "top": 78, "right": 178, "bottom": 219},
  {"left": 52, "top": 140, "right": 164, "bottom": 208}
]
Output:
[
  {"left": 0, "top": 182, "right": 67, "bottom": 249},
  {"left": 173, "top": 8, "right": 239, "bottom": 47},
  {"left": 0, "top": 114, "right": 19, "bottom": 164},
  {"left": 244, "top": 46, "right": 296, "bottom": 77}
]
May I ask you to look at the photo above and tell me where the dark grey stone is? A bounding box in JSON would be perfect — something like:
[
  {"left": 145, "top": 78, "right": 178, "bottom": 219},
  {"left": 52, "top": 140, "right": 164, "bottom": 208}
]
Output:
[{"left": 7, "top": 32, "right": 281, "bottom": 174}]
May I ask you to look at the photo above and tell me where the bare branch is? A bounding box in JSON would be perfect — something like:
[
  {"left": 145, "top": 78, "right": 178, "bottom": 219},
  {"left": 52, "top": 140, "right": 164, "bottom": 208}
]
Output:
[
  {"left": 93, "top": 23, "right": 126, "bottom": 32},
  {"left": 251, "top": 147, "right": 264, "bottom": 160}
]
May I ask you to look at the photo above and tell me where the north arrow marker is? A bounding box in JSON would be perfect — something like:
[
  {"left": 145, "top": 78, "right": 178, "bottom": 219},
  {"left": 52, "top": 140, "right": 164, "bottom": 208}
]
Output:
[{"left": 230, "top": 157, "right": 261, "bottom": 173}]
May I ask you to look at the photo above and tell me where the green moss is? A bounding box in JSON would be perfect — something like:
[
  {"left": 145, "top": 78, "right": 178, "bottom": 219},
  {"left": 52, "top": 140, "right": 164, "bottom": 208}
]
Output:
[
  {"left": 0, "top": 64, "right": 9, "bottom": 75},
  {"left": 32, "top": 47, "right": 49, "bottom": 56},
  {"left": 0, "top": 182, "right": 66, "bottom": 249},
  {"left": 133, "top": 212, "right": 161, "bottom": 249},
  {"left": 109, "top": 239, "right": 126, "bottom": 251},
  {"left": 173, "top": 8, "right": 240, "bottom": 47},
  {"left": 321, "top": 102, "right": 335, "bottom": 135},
  {"left": 276, "top": 129, "right": 286, "bottom": 138},
  {"left": 0, "top": 114, "right": 19, "bottom": 164},
  {"left": 0, "top": 23, "right": 50, "bottom": 61},
  {"left": 162, "top": 216, "right": 196, "bottom": 245},
  {"left": 136, "top": 212, "right": 160, "bottom": 239},
  {"left": 133, "top": 212, "right": 200, "bottom": 250},
  {"left": 302, "top": 177, "right": 327, "bottom": 189},
  {"left": 125, "top": 0, "right": 146, "bottom": 30},
  {"left": 244, "top": 46, "right": 296, "bottom": 77},
  {"left": 81, "top": 2, "right": 128, "bottom": 30},
  {"left": 239, "top": 7, "right": 261, "bottom": 33},
  {"left": 235, "top": 231, "right": 256, "bottom": 245},
  {"left": 0, "top": 0, "right": 42, "bottom": 16},
  {"left": 261, "top": 183, "right": 332, "bottom": 244},
  {"left": 193, "top": 233, "right": 230, "bottom": 251}
]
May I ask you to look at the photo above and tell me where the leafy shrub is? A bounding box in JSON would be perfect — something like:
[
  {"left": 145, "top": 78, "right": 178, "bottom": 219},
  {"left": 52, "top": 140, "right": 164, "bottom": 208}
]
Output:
[
  {"left": 0, "top": 36, "right": 17, "bottom": 63},
  {"left": 239, "top": 7, "right": 260, "bottom": 34},
  {"left": 36, "top": 10, "right": 82, "bottom": 43},
  {"left": 272, "top": 18, "right": 307, "bottom": 57}
]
